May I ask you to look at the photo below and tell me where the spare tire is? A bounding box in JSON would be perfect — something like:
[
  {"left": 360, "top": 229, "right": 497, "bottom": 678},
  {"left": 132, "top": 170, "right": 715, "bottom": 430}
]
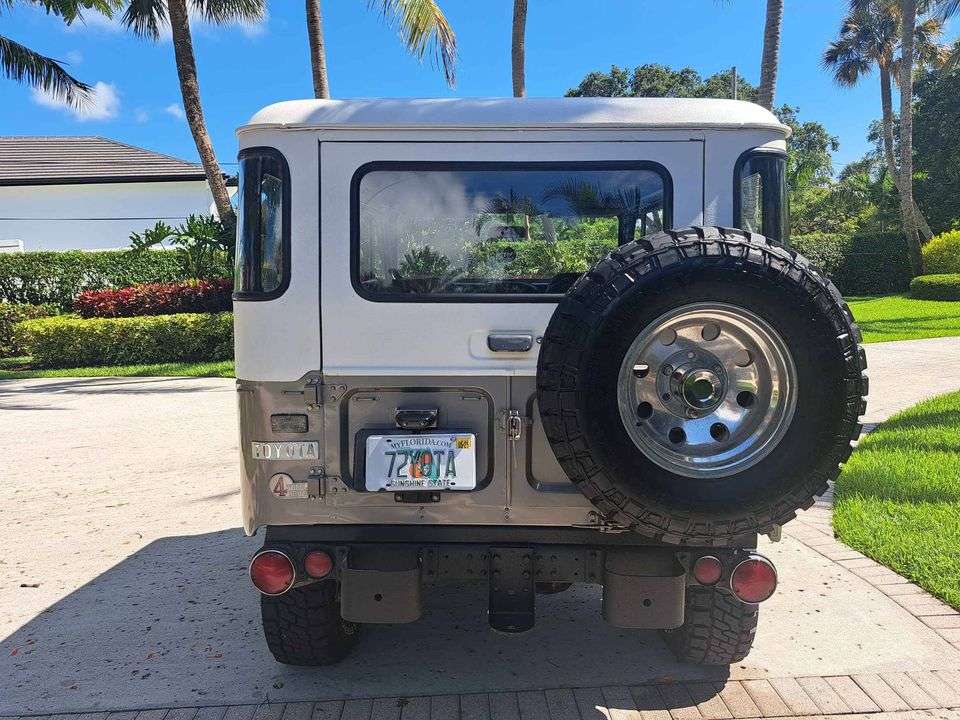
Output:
[{"left": 536, "top": 226, "right": 867, "bottom": 545}]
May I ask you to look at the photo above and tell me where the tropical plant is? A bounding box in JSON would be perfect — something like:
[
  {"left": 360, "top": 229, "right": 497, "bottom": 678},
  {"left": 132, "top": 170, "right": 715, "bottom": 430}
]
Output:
[
  {"left": 913, "top": 57, "right": 960, "bottom": 231},
  {"left": 305, "top": 0, "right": 457, "bottom": 99},
  {"left": 512, "top": 0, "right": 527, "bottom": 97},
  {"left": 824, "top": 0, "right": 947, "bottom": 261},
  {"left": 0, "top": 0, "right": 117, "bottom": 106},
  {"left": 129, "top": 214, "right": 233, "bottom": 280},
  {"left": 757, "top": 0, "right": 784, "bottom": 109},
  {"left": 119, "top": 0, "right": 265, "bottom": 235}
]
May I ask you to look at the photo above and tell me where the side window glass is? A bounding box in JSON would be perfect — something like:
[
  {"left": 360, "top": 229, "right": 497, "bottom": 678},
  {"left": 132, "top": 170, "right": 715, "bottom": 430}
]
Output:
[
  {"left": 235, "top": 149, "right": 289, "bottom": 299},
  {"left": 736, "top": 152, "right": 787, "bottom": 244}
]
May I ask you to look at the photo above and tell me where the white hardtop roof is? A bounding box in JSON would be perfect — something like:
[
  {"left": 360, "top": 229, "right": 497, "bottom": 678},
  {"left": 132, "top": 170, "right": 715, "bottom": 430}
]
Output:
[{"left": 240, "top": 97, "right": 788, "bottom": 135}]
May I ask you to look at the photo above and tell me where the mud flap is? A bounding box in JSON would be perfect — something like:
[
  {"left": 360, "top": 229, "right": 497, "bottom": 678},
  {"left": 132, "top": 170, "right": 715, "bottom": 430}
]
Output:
[
  {"left": 489, "top": 547, "right": 535, "bottom": 632},
  {"left": 339, "top": 548, "right": 422, "bottom": 624},
  {"left": 602, "top": 549, "right": 685, "bottom": 629}
]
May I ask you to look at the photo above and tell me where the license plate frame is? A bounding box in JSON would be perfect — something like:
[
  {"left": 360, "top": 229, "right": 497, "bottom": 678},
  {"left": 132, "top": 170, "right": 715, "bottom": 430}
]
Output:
[{"left": 364, "top": 433, "right": 477, "bottom": 492}]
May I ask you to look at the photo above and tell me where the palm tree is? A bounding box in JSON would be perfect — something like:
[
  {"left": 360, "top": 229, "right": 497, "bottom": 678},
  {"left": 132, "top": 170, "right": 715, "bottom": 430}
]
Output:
[
  {"left": 757, "top": 0, "right": 784, "bottom": 109},
  {"left": 825, "top": 0, "right": 947, "bottom": 265},
  {"left": 305, "top": 0, "right": 457, "bottom": 99},
  {"left": 511, "top": 0, "right": 527, "bottom": 97},
  {"left": 121, "top": 0, "right": 264, "bottom": 234},
  {"left": 873, "top": 0, "right": 959, "bottom": 272},
  {"left": 0, "top": 0, "right": 116, "bottom": 107}
]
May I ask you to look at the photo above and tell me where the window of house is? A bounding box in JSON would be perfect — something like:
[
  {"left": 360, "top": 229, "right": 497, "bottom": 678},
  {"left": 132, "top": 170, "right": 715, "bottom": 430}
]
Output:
[
  {"left": 352, "top": 162, "right": 671, "bottom": 300},
  {"left": 235, "top": 147, "right": 290, "bottom": 299}
]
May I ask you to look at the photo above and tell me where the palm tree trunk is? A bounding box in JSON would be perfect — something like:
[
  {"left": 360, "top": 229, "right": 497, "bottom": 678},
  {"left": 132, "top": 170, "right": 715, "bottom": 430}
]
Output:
[
  {"left": 897, "top": 0, "right": 923, "bottom": 274},
  {"left": 511, "top": 0, "right": 527, "bottom": 97},
  {"left": 757, "top": 0, "right": 783, "bottom": 110},
  {"left": 166, "top": 0, "right": 235, "bottom": 235},
  {"left": 880, "top": 65, "right": 934, "bottom": 242},
  {"left": 306, "top": 0, "right": 330, "bottom": 99}
]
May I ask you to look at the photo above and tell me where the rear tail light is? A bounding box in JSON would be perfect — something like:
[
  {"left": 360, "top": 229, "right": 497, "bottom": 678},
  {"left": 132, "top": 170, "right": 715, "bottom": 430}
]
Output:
[
  {"left": 304, "top": 550, "right": 334, "bottom": 579},
  {"left": 730, "top": 555, "right": 777, "bottom": 603},
  {"left": 250, "top": 550, "right": 296, "bottom": 596},
  {"left": 692, "top": 555, "right": 723, "bottom": 585}
]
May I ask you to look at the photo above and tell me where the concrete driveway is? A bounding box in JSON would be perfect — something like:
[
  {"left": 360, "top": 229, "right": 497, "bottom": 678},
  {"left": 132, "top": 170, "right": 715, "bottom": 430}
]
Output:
[{"left": 1, "top": 337, "right": 959, "bottom": 715}]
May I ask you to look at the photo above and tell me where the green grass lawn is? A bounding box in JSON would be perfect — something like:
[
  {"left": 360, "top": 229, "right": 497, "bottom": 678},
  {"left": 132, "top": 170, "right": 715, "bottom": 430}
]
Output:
[
  {"left": 0, "top": 356, "right": 234, "bottom": 379},
  {"left": 834, "top": 391, "right": 960, "bottom": 609},
  {"left": 847, "top": 295, "right": 960, "bottom": 343}
]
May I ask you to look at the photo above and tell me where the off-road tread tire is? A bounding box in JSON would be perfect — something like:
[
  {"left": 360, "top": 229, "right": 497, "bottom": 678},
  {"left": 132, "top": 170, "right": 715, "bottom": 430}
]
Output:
[
  {"left": 537, "top": 226, "right": 868, "bottom": 545},
  {"left": 665, "top": 586, "right": 758, "bottom": 665},
  {"left": 260, "top": 581, "right": 359, "bottom": 666}
]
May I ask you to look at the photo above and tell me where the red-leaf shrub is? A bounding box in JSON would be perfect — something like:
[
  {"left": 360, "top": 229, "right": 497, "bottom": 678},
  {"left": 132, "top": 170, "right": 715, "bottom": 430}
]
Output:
[{"left": 74, "top": 279, "right": 232, "bottom": 318}]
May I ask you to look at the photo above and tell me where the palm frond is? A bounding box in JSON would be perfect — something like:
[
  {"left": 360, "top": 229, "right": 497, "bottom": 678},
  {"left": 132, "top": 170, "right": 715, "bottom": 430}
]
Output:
[
  {"left": 121, "top": 0, "right": 167, "bottom": 39},
  {"left": 369, "top": 0, "right": 457, "bottom": 87},
  {"left": 3, "top": 1, "right": 122, "bottom": 22},
  {"left": 0, "top": 33, "right": 91, "bottom": 107},
  {"left": 191, "top": 0, "right": 264, "bottom": 25}
]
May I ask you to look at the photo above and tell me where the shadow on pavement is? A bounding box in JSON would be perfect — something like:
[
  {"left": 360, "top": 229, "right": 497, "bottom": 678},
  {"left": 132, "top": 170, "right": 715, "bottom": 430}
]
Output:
[{"left": 0, "top": 530, "right": 728, "bottom": 714}]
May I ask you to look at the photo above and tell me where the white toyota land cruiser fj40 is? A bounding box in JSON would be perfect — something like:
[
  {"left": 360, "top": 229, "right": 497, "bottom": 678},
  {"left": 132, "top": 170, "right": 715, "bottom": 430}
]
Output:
[{"left": 234, "top": 98, "right": 867, "bottom": 667}]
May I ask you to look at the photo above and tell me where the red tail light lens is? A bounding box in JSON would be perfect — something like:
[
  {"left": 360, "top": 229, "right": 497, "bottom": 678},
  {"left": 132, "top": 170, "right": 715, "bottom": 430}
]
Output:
[
  {"left": 692, "top": 555, "right": 723, "bottom": 585},
  {"left": 250, "top": 550, "right": 295, "bottom": 595},
  {"left": 730, "top": 555, "right": 777, "bottom": 603},
  {"left": 304, "top": 550, "right": 334, "bottom": 579}
]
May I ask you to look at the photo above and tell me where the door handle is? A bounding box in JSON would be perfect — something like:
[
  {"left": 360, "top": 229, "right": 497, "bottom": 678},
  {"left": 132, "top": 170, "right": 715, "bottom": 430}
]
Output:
[{"left": 487, "top": 333, "right": 534, "bottom": 352}]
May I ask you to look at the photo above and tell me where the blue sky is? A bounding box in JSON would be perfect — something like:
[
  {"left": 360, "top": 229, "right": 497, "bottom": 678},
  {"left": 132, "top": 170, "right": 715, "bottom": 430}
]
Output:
[{"left": 2, "top": 0, "right": 956, "bottom": 173}]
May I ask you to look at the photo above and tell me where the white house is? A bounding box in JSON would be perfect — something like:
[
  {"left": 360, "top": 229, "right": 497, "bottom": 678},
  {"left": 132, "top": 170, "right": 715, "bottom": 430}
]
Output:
[{"left": 0, "top": 136, "right": 224, "bottom": 251}]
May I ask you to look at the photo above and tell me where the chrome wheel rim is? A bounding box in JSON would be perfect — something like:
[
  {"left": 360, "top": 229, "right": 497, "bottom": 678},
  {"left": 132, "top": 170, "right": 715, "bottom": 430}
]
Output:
[{"left": 617, "top": 302, "right": 798, "bottom": 479}]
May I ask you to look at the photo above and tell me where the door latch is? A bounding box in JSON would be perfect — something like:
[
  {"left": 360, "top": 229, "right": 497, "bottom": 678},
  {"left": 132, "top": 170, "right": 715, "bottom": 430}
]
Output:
[{"left": 504, "top": 409, "right": 529, "bottom": 440}]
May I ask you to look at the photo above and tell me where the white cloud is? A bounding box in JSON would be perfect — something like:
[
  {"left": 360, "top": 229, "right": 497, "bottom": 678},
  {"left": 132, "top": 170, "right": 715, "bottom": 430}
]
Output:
[
  {"left": 31, "top": 81, "right": 120, "bottom": 122},
  {"left": 134, "top": 108, "right": 150, "bottom": 123},
  {"left": 164, "top": 103, "right": 185, "bottom": 120},
  {"left": 65, "top": 50, "right": 83, "bottom": 65},
  {"left": 71, "top": 11, "right": 124, "bottom": 33}
]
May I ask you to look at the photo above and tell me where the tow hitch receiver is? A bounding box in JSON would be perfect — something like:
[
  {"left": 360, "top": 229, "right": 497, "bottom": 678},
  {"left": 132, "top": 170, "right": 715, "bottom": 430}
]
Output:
[{"left": 489, "top": 547, "right": 535, "bottom": 632}]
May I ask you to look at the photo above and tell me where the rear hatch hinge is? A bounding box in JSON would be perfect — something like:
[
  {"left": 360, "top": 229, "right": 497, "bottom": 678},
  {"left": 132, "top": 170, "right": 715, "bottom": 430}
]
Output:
[{"left": 304, "top": 379, "right": 347, "bottom": 410}]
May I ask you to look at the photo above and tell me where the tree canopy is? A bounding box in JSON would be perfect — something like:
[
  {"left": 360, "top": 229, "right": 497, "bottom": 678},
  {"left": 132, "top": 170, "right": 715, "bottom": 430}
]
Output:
[{"left": 565, "top": 64, "right": 757, "bottom": 102}]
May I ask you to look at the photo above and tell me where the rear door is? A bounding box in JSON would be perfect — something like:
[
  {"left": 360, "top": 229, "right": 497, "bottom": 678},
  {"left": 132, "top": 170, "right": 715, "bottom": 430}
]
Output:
[{"left": 320, "top": 139, "right": 703, "bottom": 517}]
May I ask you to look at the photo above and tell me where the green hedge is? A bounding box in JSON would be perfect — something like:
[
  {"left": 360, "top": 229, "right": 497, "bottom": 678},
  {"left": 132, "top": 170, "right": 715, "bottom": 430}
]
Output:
[
  {"left": 790, "top": 232, "right": 912, "bottom": 295},
  {"left": 0, "top": 303, "right": 58, "bottom": 358},
  {"left": 909, "top": 273, "right": 960, "bottom": 300},
  {"left": 0, "top": 250, "right": 232, "bottom": 309},
  {"left": 789, "top": 233, "right": 848, "bottom": 277},
  {"left": 15, "top": 312, "right": 233, "bottom": 369},
  {"left": 922, "top": 230, "right": 960, "bottom": 275}
]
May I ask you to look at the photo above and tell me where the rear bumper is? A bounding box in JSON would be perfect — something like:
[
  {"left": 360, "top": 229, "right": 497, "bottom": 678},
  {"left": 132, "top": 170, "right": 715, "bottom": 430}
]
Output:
[{"left": 257, "top": 525, "right": 760, "bottom": 631}]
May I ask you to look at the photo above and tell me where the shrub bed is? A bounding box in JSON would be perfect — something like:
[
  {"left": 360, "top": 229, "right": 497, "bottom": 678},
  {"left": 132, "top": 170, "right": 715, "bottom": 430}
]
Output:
[
  {"left": 922, "top": 230, "right": 960, "bottom": 275},
  {"left": 910, "top": 273, "right": 960, "bottom": 300},
  {"left": 0, "top": 250, "right": 231, "bottom": 309},
  {"left": 74, "top": 279, "right": 233, "bottom": 318},
  {"left": 0, "top": 303, "right": 59, "bottom": 358},
  {"left": 15, "top": 312, "right": 233, "bottom": 368}
]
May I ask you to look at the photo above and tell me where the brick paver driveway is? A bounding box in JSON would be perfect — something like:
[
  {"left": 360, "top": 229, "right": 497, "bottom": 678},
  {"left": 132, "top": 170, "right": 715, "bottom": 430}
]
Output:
[{"left": 2, "top": 337, "right": 960, "bottom": 718}]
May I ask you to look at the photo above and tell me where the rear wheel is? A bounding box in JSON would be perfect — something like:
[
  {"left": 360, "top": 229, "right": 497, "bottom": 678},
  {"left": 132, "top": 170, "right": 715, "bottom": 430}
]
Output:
[
  {"left": 261, "top": 580, "right": 360, "bottom": 666},
  {"left": 664, "top": 586, "right": 758, "bottom": 665}
]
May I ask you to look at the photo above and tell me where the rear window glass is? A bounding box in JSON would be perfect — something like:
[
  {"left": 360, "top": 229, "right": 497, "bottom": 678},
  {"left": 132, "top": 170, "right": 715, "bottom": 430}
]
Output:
[
  {"left": 235, "top": 148, "right": 289, "bottom": 299},
  {"left": 353, "top": 162, "right": 671, "bottom": 300}
]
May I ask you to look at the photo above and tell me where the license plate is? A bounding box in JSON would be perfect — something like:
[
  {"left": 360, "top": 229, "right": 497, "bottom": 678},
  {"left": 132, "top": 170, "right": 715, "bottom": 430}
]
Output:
[{"left": 364, "top": 433, "right": 477, "bottom": 491}]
